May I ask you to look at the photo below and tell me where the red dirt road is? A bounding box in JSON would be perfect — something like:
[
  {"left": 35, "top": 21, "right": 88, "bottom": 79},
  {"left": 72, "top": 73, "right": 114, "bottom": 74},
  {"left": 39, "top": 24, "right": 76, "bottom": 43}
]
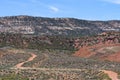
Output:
[
  {"left": 102, "top": 70, "right": 119, "bottom": 80},
  {"left": 15, "top": 53, "right": 37, "bottom": 69}
]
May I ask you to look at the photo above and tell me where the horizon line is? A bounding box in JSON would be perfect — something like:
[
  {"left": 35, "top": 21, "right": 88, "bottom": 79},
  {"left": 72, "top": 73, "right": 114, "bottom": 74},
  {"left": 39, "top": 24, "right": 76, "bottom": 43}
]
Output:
[{"left": 0, "top": 15, "right": 120, "bottom": 21}]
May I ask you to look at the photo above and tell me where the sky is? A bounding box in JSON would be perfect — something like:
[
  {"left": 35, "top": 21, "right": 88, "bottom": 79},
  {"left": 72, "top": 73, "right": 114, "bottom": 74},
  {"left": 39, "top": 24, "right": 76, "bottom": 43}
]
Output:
[{"left": 0, "top": 0, "right": 120, "bottom": 20}]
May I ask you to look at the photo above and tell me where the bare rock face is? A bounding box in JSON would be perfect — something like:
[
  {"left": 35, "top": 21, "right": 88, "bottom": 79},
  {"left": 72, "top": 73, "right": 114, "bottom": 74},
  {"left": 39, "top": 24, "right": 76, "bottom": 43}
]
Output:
[{"left": 0, "top": 15, "right": 120, "bottom": 36}]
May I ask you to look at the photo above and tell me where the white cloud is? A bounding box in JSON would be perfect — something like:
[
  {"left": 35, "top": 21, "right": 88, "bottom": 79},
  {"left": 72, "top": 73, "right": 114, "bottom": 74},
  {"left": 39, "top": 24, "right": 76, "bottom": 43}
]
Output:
[
  {"left": 103, "top": 0, "right": 120, "bottom": 4},
  {"left": 49, "top": 6, "right": 59, "bottom": 12}
]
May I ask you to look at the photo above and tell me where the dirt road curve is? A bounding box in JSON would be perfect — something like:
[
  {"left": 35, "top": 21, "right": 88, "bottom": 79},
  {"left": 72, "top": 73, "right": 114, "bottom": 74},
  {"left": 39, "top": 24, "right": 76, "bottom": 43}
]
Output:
[
  {"left": 13, "top": 53, "right": 119, "bottom": 80},
  {"left": 15, "top": 53, "right": 37, "bottom": 68},
  {"left": 102, "top": 70, "right": 119, "bottom": 80}
]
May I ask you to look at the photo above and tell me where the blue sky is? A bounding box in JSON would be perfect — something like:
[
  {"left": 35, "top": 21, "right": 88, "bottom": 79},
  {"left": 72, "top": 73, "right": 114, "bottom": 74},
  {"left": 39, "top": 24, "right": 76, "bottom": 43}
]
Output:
[{"left": 1, "top": 0, "right": 120, "bottom": 20}]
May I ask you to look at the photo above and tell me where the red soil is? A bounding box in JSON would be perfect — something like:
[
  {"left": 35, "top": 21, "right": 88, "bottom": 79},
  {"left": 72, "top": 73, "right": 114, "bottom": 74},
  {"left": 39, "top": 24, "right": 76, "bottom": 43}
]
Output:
[
  {"left": 103, "top": 51, "right": 120, "bottom": 62},
  {"left": 102, "top": 70, "right": 119, "bottom": 80},
  {"left": 74, "top": 42, "right": 120, "bottom": 62}
]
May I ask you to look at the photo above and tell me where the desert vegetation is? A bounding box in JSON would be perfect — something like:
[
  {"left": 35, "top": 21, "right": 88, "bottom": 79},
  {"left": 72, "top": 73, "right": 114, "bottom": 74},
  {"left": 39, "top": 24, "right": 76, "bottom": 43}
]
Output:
[
  {"left": 0, "top": 69, "right": 112, "bottom": 80},
  {"left": 0, "top": 32, "right": 120, "bottom": 80}
]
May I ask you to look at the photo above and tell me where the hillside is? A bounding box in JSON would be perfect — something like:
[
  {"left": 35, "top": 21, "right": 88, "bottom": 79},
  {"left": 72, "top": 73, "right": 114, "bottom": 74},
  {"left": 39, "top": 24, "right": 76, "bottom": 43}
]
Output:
[
  {"left": 0, "top": 15, "right": 120, "bottom": 36},
  {"left": 74, "top": 32, "right": 120, "bottom": 62},
  {"left": 1, "top": 16, "right": 120, "bottom": 80},
  {"left": 0, "top": 33, "right": 75, "bottom": 51}
]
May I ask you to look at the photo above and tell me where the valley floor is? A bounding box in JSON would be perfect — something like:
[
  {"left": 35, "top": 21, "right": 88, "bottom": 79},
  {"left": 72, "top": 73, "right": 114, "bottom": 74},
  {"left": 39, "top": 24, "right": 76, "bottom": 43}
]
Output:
[{"left": 0, "top": 47, "right": 120, "bottom": 80}]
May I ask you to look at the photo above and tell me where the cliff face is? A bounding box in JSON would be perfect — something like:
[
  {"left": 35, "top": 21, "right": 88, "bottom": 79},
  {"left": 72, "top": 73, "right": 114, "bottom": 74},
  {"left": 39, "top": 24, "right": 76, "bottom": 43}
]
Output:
[{"left": 0, "top": 15, "right": 120, "bottom": 36}]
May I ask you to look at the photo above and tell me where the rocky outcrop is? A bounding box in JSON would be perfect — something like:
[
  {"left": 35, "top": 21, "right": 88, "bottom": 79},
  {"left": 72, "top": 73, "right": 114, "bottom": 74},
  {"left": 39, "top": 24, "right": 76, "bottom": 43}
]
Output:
[{"left": 0, "top": 15, "right": 120, "bottom": 36}]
